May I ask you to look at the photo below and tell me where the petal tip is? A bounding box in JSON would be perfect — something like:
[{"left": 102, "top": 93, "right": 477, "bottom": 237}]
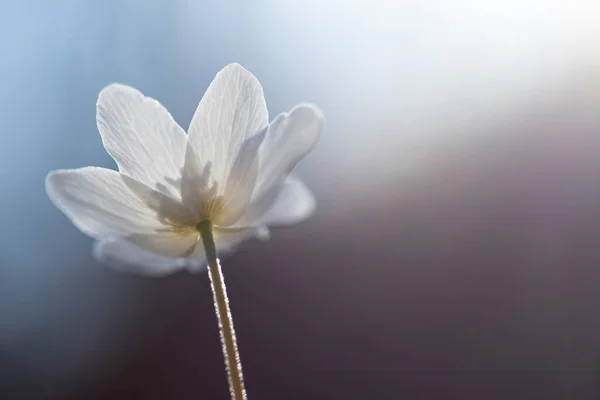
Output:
[
  {"left": 44, "top": 169, "right": 58, "bottom": 189},
  {"left": 256, "top": 226, "right": 271, "bottom": 241},
  {"left": 98, "top": 82, "right": 136, "bottom": 97},
  {"left": 290, "top": 103, "right": 325, "bottom": 125},
  {"left": 45, "top": 171, "right": 59, "bottom": 206},
  {"left": 262, "top": 177, "right": 317, "bottom": 227},
  {"left": 222, "top": 62, "right": 249, "bottom": 74},
  {"left": 294, "top": 180, "right": 317, "bottom": 222},
  {"left": 45, "top": 168, "right": 71, "bottom": 205},
  {"left": 217, "top": 63, "right": 264, "bottom": 93},
  {"left": 184, "top": 258, "right": 207, "bottom": 273},
  {"left": 96, "top": 83, "right": 146, "bottom": 112}
]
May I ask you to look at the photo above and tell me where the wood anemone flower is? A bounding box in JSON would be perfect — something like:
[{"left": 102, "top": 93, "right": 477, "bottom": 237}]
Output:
[{"left": 46, "top": 63, "right": 324, "bottom": 276}]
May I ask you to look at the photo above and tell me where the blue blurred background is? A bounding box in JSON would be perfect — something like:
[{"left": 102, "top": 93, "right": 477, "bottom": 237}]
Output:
[{"left": 2, "top": 0, "right": 600, "bottom": 398}]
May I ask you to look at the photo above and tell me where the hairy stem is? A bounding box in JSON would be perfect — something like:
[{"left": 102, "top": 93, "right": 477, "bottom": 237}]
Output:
[{"left": 197, "top": 220, "right": 247, "bottom": 400}]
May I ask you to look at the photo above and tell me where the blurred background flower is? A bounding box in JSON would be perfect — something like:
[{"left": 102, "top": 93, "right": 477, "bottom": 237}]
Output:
[{"left": 1, "top": 0, "right": 600, "bottom": 398}]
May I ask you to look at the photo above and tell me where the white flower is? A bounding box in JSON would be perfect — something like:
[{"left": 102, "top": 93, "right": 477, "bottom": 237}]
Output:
[{"left": 46, "top": 63, "right": 324, "bottom": 276}]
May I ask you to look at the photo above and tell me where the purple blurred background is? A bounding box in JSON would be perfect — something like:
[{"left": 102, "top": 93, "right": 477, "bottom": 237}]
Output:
[{"left": 2, "top": 0, "right": 600, "bottom": 398}]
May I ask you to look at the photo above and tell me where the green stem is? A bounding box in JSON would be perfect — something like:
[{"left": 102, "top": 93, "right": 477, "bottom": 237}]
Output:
[{"left": 197, "top": 220, "right": 247, "bottom": 400}]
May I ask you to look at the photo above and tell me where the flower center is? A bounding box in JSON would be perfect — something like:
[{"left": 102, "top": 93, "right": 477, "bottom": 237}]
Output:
[{"left": 200, "top": 195, "right": 227, "bottom": 223}]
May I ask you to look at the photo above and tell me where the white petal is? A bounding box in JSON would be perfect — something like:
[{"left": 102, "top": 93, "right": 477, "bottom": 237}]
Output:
[
  {"left": 46, "top": 167, "right": 186, "bottom": 238},
  {"left": 97, "top": 83, "right": 187, "bottom": 198},
  {"left": 254, "top": 104, "right": 324, "bottom": 197},
  {"left": 215, "top": 127, "right": 267, "bottom": 227},
  {"left": 93, "top": 236, "right": 204, "bottom": 277},
  {"left": 187, "top": 63, "right": 268, "bottom": 188},
  {"left": 124, "top": 174, "right": 192, "bottom": 226},
  {"left": 238, "top": 176, "right": 315, "bottom": 227},
  {"left": 128, "top": 229, "right": 199, "bottom": 258},
  {"left": 214, "top": 225, "right": 270, "bottom": 254}
]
